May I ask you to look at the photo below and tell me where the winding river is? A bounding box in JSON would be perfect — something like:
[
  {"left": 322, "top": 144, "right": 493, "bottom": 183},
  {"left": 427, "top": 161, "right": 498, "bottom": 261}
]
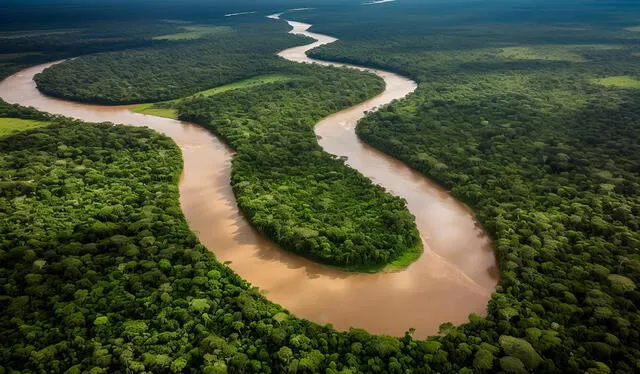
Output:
[{"left": 0, "top": 16, "right": 497, "bottom": 338}]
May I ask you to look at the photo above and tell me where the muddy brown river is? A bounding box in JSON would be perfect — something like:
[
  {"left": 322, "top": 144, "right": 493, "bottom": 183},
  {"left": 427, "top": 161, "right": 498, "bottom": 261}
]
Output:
[{"left": 0, "top": 17, "right": 497, "bottom": 338}]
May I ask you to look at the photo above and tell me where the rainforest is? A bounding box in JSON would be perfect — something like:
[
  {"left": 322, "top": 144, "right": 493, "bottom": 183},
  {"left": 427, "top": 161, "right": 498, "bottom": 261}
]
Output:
[{"left": 1, "top": 0, "right": 639, "bottom": 373}]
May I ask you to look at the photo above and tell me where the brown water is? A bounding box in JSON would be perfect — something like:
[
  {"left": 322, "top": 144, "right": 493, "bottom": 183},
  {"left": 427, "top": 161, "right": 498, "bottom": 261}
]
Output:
[{"left": 0, "top": 19, "right": 497, "bottom": 338}]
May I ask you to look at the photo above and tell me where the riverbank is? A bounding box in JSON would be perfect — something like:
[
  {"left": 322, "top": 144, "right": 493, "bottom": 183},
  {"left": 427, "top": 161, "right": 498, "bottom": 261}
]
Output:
[{"left": 0, "top": 18, "right": 496, "bottom": 338}]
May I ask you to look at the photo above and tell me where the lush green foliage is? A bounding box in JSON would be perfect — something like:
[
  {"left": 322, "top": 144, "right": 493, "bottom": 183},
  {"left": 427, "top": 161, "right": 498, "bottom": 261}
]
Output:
[
  {"left": 34, "top": 21, "right": 311, "bottom": 104},
  {"left": 131, "top": 74, "right": 295, "bottom": 119},
  {"left": 176, "top": 66, "right": 420, "bottom": 270},
  {"left": 30, "top": 13, "right": 422, "bottom": 270},
  {"left": 0, "top": 21, "right": 182, "bottom": 81},
  {"left": 4, "top": 1, "right": 640, "bottom": 372},
  {"left": 295, "top": 1, "right": 640, "bottom": 372},
  {"left": 0, "top": 101, "right": 516, "bottom": 374}
]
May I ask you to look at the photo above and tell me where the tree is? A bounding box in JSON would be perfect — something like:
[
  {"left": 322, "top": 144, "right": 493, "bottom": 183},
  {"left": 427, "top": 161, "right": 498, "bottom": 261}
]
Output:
[
  {"left": 500, "top": 356, "right": 527, "bottom": 374},
  {"left": 607, "top": 274, "right": 637, "bottom": 294},
  {"left": 277, "top": 346, "right": 294, "bottom": 365},
  {"left": 473, "top": 349, "right": 494, "bottom": 371},
  {"left": 499, "top": 335, "right": 542, "bottom": 370}
]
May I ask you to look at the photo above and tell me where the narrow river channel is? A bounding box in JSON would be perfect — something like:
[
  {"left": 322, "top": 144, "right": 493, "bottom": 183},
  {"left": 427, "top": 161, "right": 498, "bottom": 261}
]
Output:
[{"left": 0, "top": 16, "right": 497, "bottom": 338}]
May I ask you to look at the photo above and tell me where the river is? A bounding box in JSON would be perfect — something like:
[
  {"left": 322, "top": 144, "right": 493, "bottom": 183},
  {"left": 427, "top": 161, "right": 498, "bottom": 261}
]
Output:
[{"left": 0, "top": 17, "right": 497, "bottom": 338}]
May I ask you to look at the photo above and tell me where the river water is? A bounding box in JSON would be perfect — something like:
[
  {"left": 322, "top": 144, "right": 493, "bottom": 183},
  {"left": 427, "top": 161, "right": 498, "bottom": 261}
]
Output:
[{"left": 0, "top": 17, "right": 497, "bottom": 338}]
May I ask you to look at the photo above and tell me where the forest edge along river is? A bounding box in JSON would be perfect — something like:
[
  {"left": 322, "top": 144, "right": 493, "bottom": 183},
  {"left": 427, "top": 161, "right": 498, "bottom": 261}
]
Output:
[{"left": 0, "top": 15, "right": 497, "bottom": 338}]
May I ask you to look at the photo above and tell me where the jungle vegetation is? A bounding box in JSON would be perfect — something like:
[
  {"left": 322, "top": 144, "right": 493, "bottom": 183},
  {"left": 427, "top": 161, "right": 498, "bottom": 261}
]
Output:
[
  {"left": 132, "top": 74, "right": 295, "bottom": 119},
  {"left": 0, "top": 100, "right": 524, "bottom": 374},
  {"left": 2, "top": 0, "right": 640, "bottom": 373},
  {"left": 0, "top": 0, "right": 340, "bottom": 81},
  {"left": 0, "top": 20, "right": 180, "bottom": 82},
  {"left": 174, "top": 65, "right": 420, "bottom": 270},
  {"left": 292, "top": 1, "right": 640, "bottom": 372},
  {"left": 27, "top": 11, "right": 423, "bottom": 270},
  {"left": 33, "top": 21, "right": 312, "bottom": 104}
]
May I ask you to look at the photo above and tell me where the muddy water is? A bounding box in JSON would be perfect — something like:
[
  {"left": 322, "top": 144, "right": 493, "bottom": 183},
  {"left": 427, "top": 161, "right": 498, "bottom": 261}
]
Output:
[
  {"left": 276, "top": 18, "right": 497, "bottom": 285},
  {"left": 0, "top": 19, "right": 497, "bottom": 338}
]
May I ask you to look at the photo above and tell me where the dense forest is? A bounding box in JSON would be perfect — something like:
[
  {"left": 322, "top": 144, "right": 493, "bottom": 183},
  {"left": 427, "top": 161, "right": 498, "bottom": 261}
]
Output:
[
  {"left": 0, "top": 100, "right": 543, "bottom": 373},
  {"left": 175, "top": 65, "right": 420, "bottom": 270},
  {"left": 2, "top": 0, "right": 640, "bottom": 372},
  {"left": 294, "top": 2, "right": 640, "bottom": 372},
  {"left": 33, "top": 21, "right": 314, "bottom": 104},
  {"left": 0, "top": 0, "right": 343, "bottom": 83},
  {"left": 0, "top": 21, "right": 184, "bottom": 82},
  {"left": 27, "top": 13, "right": 423, "bottom": 270}
]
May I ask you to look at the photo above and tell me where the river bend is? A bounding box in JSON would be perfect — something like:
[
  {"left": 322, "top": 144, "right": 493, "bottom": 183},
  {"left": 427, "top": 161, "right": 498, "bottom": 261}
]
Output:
[{"left": 0, "top": 17, "right": 497, "bottom": 338}]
